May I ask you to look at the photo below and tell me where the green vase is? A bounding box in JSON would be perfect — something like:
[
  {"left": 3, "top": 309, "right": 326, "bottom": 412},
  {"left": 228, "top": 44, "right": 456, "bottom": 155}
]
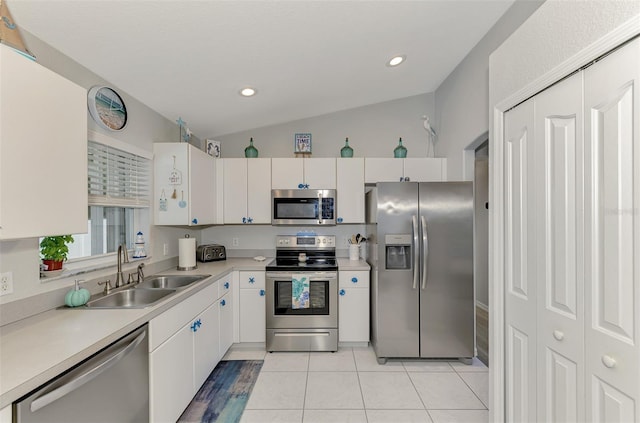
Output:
[
  {"left": 340, "top": 137, "right": 354, "bottom": 157},
  {"left": 393, "top": 137, "right": 407, "bottom": 158},
  {"left": 244, "top": 137, "right": 259, "bottom": 158}
]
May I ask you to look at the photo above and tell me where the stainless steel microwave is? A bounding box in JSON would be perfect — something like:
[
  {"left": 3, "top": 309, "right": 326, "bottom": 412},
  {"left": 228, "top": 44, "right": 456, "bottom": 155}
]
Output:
[{"left": 271, "top": 189, "right": 336, "bottom": 226}]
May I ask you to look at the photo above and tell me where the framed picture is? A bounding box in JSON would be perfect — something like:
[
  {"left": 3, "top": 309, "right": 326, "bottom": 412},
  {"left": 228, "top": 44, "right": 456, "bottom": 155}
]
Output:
[
  {"left": 206, "top": 139, "right": 221, "bottom": 157},
  {"left": 294, "top": 133, "right": 312, "bottom": 154},
  {"left": 87, "top": 86, "right": 128, "bottom": 131}
]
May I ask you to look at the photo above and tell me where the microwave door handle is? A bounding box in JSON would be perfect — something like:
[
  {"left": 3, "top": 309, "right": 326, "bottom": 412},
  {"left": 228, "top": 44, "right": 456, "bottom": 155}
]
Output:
[
  {"left": 412, "top": 215, "right": 419, "bottom": 290},
  {"left": 421, "top": 215, "right": 428, "bottom": 290}
]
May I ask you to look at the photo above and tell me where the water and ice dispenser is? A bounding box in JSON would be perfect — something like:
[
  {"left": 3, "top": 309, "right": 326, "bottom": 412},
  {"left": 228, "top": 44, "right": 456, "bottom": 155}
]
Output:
[{"left": 384, "top": 234, "right": 412, "bottom": 270}]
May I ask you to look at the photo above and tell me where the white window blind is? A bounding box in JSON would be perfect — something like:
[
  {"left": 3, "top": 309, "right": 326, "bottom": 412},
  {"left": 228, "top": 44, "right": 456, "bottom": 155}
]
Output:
[{"left": 88, "top": 141, "right": 150, "bottom": 207}]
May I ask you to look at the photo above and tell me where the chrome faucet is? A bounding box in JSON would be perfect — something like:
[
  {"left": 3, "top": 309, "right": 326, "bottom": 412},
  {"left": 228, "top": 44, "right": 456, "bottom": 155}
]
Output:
[
  {"left": 137, "top": 263, "right": 145, "bottom": 282},
  {"left": 115, "top": 244, "right": 129, "bottom": 288}
]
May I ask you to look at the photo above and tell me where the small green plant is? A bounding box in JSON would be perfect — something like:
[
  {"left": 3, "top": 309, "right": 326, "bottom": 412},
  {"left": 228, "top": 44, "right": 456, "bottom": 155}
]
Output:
[{"left": 39, "top": 235, "right": 74, "bottom": 262}]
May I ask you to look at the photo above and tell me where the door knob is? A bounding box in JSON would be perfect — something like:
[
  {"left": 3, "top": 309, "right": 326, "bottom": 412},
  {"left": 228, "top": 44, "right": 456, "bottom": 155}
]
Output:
[
  {"left": 601, "top": 355, "right": 616, "bottom": 369},
  {"left": 553, "top": 330, "right": 564, "bottom": 341}
]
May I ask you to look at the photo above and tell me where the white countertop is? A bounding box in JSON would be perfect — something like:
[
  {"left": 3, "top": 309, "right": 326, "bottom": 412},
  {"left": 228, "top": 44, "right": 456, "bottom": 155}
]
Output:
[{"left": 0, "top": 257, "right": 369, "bottom": 408}]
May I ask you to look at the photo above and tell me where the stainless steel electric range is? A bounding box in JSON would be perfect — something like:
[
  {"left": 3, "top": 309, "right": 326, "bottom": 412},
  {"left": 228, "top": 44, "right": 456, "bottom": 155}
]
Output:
[{"left": 265, "top": 235, "right": 338, "bottom": 352}]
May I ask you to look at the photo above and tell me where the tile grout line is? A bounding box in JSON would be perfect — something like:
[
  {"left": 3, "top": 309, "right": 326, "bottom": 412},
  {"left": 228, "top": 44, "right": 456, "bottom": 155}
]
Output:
[
  {"left": 454, "top": 370, "right": 488, "bottom": 410},
  {"left": 352, "top": 347, "right": 370, "bottom": 423}
]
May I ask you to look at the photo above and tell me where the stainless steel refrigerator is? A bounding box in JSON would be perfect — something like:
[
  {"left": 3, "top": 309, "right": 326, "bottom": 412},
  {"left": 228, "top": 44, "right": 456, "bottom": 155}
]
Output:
[{"left": 365, "top": 182, "right": 474, "bottom": 363}]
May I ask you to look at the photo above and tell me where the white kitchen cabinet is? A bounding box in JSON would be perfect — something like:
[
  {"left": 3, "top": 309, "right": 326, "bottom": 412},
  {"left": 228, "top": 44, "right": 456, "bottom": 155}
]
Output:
[
  {"left": 336, "top": 158, "right": 365, "bottom": 223},
  {"left": 223, "top": 158, "right": 271, "bottom": 224},
  {"left": 238, "top": 270, "right": 266, "bottom": 343},
  {"left": 0, "top": 44, "right": 87, "bottom": 239},
  {"left": 149, "top": 278, "right": 235, "bottom": 420},
  {"left": 154, "top": 143, "right": 216, "bottom": 226},
  {"left": 272, "top": 158, "right": 336, "bottom": 189},
  {"left": 0, "top": 404, "right": 12, "bottom": 423},
  {"left": 193, "top": 302, "right": 220, "bottom": 390},
  {"left": 338, "top": 270, "right": 370, "bottom": 343},
  {"left": 364, "top": 158, "right": 446, "bottom": 183},
  {"left": 219, "top": 291, "right": 233, "bottom": 357},
  {"left": 149, "top": 324, "right": 194, "bottom": 423}
]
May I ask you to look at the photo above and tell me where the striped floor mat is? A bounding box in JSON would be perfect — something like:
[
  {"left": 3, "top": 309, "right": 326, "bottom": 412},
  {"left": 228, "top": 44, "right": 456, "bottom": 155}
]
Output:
[{"left": 178, "top": 360, "right": 263, "bottom": 423}]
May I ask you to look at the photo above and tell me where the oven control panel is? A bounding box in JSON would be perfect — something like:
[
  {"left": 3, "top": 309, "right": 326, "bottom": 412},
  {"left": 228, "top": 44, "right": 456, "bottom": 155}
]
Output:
[{"left": 276, "top": 235, "right": 335, "bottom": 249}]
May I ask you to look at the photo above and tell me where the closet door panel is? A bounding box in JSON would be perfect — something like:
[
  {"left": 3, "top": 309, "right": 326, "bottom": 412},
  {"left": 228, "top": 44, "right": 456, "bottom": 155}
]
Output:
[
  {"left": 534, "top": 72, "right": 584, "bottom": 422},
  {"left": 584, "top": 38, "right": 639, "bottom": 422},
  {"left": 504, "top": 98, "right": 537, "bottom": 422}
]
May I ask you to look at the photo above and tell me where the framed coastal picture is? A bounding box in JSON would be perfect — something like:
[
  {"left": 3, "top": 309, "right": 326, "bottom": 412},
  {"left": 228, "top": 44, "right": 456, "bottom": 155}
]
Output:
[
  {"left": 206, "top": 139, "right": 221, "bottom": 157},
  {"left": 294, "top": 133, "right": 312, "bottom": 154}
]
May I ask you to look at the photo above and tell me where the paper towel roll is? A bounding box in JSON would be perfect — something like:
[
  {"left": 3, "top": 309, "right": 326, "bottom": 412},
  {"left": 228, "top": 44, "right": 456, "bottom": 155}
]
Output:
[{"left": 178, "top": 237, "right": 197, "bottom": 270}]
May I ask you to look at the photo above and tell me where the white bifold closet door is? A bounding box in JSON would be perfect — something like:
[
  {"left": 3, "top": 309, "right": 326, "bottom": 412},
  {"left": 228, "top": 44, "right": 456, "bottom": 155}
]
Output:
[
  {"left": 584, "top": 38, "right": 640, "bottom": 423},
  {"left": 503, "top": 37, "right": 639, "bottom": 422}
]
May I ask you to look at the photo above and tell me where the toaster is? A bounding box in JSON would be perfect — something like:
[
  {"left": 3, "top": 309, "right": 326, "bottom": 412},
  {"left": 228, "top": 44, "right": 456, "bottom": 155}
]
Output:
[{"left": 196, "top": 244, "right": 226, "bottom": 262}]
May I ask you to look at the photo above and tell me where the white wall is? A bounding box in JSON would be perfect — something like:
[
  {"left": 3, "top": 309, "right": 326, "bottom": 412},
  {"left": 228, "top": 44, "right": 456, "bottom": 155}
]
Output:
[
  {"left": 434, "top": 0, "right": 543, "bottom": 181},
  {"left": 0, "top": 31, "right": 198, "bottom": 305},
  {"left": 212, "top": 93, "right": 435, "bottom": 159}
]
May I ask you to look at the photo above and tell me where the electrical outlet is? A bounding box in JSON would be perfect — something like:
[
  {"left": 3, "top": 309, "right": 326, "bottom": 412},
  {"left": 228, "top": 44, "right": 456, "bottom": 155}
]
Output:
[
  {"left": 0, "top": 272, "right": 14, "bottom": 296},
  {"left": 163, "top": 243, "right": 169, "bottom": 256},
  {"left": 232, "top": 237, "right": 240, "bottom": 247}
]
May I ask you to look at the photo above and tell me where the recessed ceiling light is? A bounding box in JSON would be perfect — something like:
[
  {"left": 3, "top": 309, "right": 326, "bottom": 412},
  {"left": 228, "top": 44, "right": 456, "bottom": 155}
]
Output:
[
  {"left": 240, "top": 87, "right": 257, "bottom": 97},
  {"left": 387, "top": 55, "right": 406, "bottom": 67}
]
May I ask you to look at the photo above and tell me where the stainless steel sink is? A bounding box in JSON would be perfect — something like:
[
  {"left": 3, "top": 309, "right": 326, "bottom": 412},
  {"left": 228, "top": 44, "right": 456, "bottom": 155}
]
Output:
[
  {"left": 86, "top": 288, "right": 176, "bottom": 309},
  {"left": 135, "top": 274, "right": 210, "bottom": 290}
]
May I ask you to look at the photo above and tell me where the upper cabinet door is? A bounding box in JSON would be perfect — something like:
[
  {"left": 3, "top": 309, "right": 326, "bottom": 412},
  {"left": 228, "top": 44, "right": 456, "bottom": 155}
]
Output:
[
  {"left": 365, "top": 158, "right": 404, "bottom": 183},
  {"left": 304, "top": 158, "right": 336, "bottom": 189},
  {"left": 0, "top": 45, "right": 87, "bottom": 239},
  {"left": 188, "top": 146, "right": 216, "bottom": 225},
  {"left": 336, "top": 158, "right": 364, "bottom": 223},
  {"left": 223, "top": 158, "right": 248, "bottom": 224},
  {"left": 403, "top": 158, "right": 445, "bottom": 182},
  {"left": 247, "top": 158, "right": 272, "bottom": 224},
  {"left": 271, "top": 158, "right": 302, "bottom": 189}
]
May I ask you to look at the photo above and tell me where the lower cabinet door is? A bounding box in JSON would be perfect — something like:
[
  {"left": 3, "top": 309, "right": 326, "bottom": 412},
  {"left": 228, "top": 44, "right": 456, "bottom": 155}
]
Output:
[
  {"left": 150, "top": 325, "right": 194, "bottom": 422},
  {"left": 193, "top": 303, "right": 220, "bottom": 391},
  {"left": 339, "top": 288, "right": 370, "bottom": 343},
  {"left": 219, "top": 292, "right": 234, "bottom": 357},
  {"left": 240, "top": 288, "right": 266, "bottom": 343}
]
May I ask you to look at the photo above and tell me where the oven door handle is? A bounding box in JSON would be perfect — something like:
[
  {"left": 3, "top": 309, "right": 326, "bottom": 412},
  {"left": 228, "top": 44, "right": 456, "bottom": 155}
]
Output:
[{"left": 266, "top": 272, "right": 337, "bottom": 280}]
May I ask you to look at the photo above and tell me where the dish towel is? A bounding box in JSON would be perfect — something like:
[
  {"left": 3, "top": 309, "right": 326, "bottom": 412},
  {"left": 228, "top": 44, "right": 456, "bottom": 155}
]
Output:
[{"left": 291, "top": 273, "right": 310, "bottom": 309}]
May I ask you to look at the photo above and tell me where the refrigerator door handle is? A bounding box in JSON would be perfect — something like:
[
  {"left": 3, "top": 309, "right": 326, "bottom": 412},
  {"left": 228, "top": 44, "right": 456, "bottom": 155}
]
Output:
[
  {"left": 421, "top": 215, "right": 428, "bottom": 290},
  {"left": 412, "top": 215, "right": 419, "bottom": 289}
]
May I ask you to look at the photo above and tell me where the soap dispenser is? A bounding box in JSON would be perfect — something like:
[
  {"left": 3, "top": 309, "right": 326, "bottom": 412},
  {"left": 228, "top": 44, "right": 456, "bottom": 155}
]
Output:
[{"left": 133, "top": 231, "right": 147, "bottom": 258}]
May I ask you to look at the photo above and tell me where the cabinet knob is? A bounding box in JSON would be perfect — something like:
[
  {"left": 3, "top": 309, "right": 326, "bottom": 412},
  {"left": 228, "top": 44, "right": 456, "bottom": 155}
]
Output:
[
  {"left": 339, "top": 289, "right": 346, "bottom": 296},
  {"left": 351, "top": 277, "right": 358, "bottom": 284},
  {"left": 298, "top": 183, "right": 309, "bottom": 189},
  {"left": 259, "top": 289, "right": 265, "bottom": 296},
  {"left": 221, "top": 299, "right": 226, "bottom": 306},
  {"left": 247, "top": 217, "right": 253, "bottom": 223},
  {"left": 553, "top": 330, "right": 564, "bottom": 341},
  {"left": 602, "top": 355, "right": 616, "bottom": 369},
  {"left": 249, "top": 277, "right": 255, "bottom": 284},
  {"left": 192, "top": 218, "right": 198, "bottom": 224},
  {"left": 224, "top": 282, "right": 230, "bottom": 289},
  {"left": 242, "top": 217, "right": 247, "bottom": 224},
  {"left": 337, "top": 217, "right": 343, "bottom": 223}
]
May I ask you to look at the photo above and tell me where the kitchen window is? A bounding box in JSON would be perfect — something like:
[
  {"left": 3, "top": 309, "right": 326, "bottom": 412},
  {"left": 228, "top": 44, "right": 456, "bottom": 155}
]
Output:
[{"left": 46, "top": 134, "right": 151, "bottom": 267}]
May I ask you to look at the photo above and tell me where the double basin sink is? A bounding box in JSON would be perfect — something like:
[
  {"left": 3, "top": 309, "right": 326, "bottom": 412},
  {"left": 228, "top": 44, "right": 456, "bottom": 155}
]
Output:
[{"left": 85, "top": 275, "right": 211, "bottom": 309}]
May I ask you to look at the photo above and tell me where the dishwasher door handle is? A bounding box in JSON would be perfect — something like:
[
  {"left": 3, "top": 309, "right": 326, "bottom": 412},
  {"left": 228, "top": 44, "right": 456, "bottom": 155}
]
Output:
[{"left": 30, "top": 328, "right": 146, "bottom": 413}]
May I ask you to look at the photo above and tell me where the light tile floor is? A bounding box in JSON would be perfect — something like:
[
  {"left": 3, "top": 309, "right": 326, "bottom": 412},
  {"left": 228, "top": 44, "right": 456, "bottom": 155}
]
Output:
[{"left": 222, "top": 345, "right": 488, "bottom": 423}]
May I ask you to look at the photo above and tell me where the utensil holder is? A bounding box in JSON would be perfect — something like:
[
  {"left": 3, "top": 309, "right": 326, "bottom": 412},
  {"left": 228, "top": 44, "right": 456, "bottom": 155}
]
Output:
[{"left": 349, "top": 244, "right": 360, "bottom": 261}]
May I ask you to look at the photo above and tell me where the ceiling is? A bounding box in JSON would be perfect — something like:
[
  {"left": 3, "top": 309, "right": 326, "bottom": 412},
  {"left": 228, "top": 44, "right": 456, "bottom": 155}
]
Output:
[{"left": 9, "top": 0, "right": 514, "bottom": 138}]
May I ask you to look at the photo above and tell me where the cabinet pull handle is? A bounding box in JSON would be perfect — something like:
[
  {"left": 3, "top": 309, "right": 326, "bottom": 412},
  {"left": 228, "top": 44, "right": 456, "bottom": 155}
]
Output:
[
  {"left": 553, "top": 330, "right": 564, "bottom": 341},
  {"left": 221, "top": 299, "right": 226, "bottom": 306},
  {"left": 351, "top": 277, "right": 358, "bottom": 283},
  {"left": 259, "top": 289, "right": 265, "bottom": 296},
  {"left": 224, "top": 282, "right": 229, "bottom": 289},
  {"left": 339, "top": 289, "right": 346, "bottom": 296},
  {"left": 602, "top": 355, "right": 616, "bottom": 369}
]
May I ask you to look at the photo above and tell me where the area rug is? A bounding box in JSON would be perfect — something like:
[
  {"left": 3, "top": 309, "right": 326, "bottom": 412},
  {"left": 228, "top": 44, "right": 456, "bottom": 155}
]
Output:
[{"left": 178, "top": 360, "right": 263, "bottom": 423}]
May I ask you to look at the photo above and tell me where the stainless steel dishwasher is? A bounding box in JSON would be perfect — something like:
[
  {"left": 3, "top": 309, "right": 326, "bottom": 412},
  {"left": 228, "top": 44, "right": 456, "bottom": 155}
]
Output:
[{"left": 14, "top": 324, "right": 149, "bottom": 423}]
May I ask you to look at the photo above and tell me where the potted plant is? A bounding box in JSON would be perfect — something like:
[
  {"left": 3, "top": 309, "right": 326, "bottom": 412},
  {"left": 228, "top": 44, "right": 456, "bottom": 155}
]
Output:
[{"left": 40, "top": 235, "right": 74, "bottom": 271}]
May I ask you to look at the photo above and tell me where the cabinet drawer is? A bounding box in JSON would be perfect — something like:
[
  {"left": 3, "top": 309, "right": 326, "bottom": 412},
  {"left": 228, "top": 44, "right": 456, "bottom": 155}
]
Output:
[
  {"left": 217, "top": 273, "right": 233, "bottom": 298},
  {"left": 239, "top": 271, "right": 265, "bottom": 289},
  {"left": 339, "top": 270, "right": 369, "bottom": 288},
  {"left": 149, "top": 281, "right": 218, "bottom": 351}
]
